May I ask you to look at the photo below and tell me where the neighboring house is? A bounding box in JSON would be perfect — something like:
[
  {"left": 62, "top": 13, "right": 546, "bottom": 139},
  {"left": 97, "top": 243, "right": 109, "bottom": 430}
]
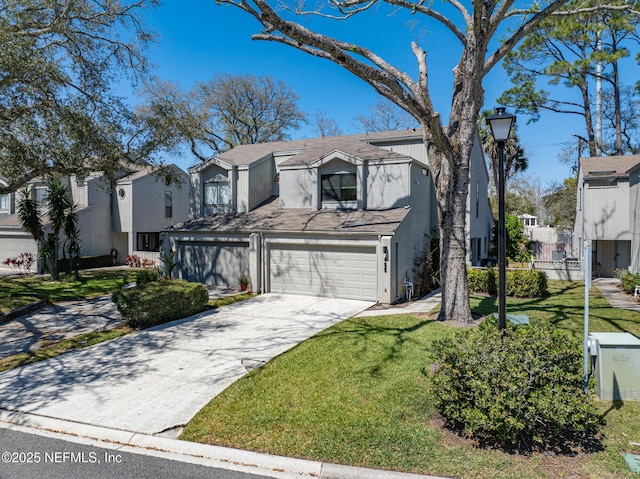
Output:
[
  {"left": 574, "top": 155, "right": 640, "bottom": 277},
  {"left": 0, "top": 179, "right": 15, "bottom": 219},
  {"left": 520, "top": 214, "right": 572, "bottom": 261},
  {"left": 0, "top": 165, "right": 189, "bottom": 271},
  {"left": 164, "top": 130, "right": 492, "bottom": 304}
]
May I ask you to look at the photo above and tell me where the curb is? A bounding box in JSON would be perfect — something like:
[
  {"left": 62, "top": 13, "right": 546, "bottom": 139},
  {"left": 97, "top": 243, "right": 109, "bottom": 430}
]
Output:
[
  {"left": 0, "top": 299, "right": 48, "bottom": 325},
  {"left": 0, "top": 409, "right": 450, "bottom": 479}
]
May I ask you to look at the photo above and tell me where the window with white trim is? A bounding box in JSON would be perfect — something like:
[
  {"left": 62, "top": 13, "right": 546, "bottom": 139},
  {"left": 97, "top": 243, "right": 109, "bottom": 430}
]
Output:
[
  {"left": 35, "top": 186, "right": 47, "bottom": 206},
  {"left": 0, "top": 194, "right": 8, "bottom": 211},
  {"left": 204, "top": 174, "right": 230, "bottom": 207},
  {"left": 321, "top": 173, "right": 357, "bottom": 202}
]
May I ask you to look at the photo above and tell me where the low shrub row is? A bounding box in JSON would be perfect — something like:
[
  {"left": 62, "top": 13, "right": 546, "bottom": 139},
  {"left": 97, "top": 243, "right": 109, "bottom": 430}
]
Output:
[
  {"left": 112, "top": 279, "right": 208, "bottom": 328},
  {"left": 428, "top": 319, "right": 602, "bottom": 450},
  {"left": 467, "top": 268, "right": 548, "bottom": 298},
  {"left": 57, "top": 254, "right": 114, "bottom": 271}
]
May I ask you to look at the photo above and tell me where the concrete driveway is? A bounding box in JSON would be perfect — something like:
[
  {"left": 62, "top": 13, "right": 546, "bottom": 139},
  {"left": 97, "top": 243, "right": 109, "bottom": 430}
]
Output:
[{"left": 0, "top": 294, "right": 371, "bottom": 436}]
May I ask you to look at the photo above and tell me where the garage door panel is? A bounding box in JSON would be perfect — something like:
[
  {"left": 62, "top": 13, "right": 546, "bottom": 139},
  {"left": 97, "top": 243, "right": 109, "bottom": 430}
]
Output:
[
  {"left": 0, "top": 235, "right": 38, "bottom": 272},
  {"left": 270, "top": 244, "right": 377, "bottom": 301},
  {"left": 178, "top": 241, "right": 249, "bottom": 286}
]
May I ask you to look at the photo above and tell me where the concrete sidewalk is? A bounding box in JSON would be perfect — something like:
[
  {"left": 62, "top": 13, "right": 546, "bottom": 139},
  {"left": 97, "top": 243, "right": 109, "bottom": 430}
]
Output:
[
  {"left": 593, "top": 278, "right": 640, "bottom": 312},
  {"left": 356, "top": 288, "right": 441, "bottom": 317}
]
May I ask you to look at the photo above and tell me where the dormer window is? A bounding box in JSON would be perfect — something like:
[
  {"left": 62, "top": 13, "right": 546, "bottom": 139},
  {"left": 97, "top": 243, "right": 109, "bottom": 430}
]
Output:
[
  {"left": 321, "top": 173, "right": 356, "bottom": 202},
  {"left": 205, "top": 174, "right": 230, "bottom": 207}
]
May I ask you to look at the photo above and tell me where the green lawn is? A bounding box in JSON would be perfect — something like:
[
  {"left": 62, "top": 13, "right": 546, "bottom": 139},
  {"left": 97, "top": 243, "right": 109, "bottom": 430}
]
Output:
[
  {"left": 0, "top": 269, "right": 139, "bottom": 314},
  {"left": 181, "top": 281, "right": 640, "bottom": 479}
]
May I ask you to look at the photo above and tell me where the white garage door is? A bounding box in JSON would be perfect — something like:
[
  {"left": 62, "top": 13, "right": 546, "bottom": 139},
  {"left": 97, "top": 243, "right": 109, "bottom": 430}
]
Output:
[
  {"left": 178, "top": 241, "right": 249, "bottom": 286},
  {"left": 270, "top": 244, "right": 377, "bottom": 301},
  {"left": 0, "top": 234, "right": 38, "bottom": 270}
]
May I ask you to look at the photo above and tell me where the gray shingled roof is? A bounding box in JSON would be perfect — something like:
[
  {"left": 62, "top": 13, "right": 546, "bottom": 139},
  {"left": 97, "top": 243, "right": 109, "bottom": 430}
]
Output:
[
  {"left": 191, "top": 129, "right": 425, "bottom": 170},
  {"left": 165, "top": 197, "right": 410, "bottom": 234},
  {"left": 279, "top": 136, "right": 412, "bottom": 167},
  {"left": 0, "top": 214, "right": 22, "bottom": 227},
  {"left": 581, "top": 155, "right": 640, "bottom": 177}
]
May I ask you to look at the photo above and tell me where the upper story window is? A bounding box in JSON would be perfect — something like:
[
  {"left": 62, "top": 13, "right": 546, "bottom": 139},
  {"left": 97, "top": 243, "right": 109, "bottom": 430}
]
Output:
[
  {"left": 204, "top": 175, "right": 230, "bottom": 206},
  {"left": 321, "top": 173, "right": 357, "bottom": 202},
  {"left": 588, "top": 177, "right": 618, "bottom": 188},
  {"left": 165, "top": 191, "right": 173, "bottom": 218},
  {"left": 0, "top": 194, "right": 9, "bottom": 211},
  {"left": 35, "top": 186, "right": 48, "bottom": 206}
]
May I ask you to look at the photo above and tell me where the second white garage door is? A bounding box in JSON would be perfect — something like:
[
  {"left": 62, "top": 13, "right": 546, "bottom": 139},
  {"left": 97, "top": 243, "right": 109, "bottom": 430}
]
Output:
[{"left": 269, "top": 244, "right": 377, "bottom": 301}]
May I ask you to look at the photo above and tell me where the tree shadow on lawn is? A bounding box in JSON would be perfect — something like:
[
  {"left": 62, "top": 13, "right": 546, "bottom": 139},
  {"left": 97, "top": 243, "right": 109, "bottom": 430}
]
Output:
[
  {"left": 471, "top": 281, "right": 640, "bottom": 336},
  {"left": 311, "top": 316, "right": 440, "bottom": 377}
]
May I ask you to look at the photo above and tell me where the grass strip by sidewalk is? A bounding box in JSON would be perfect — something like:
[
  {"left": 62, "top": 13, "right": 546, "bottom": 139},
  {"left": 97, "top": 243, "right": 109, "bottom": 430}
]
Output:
[{"left": 181, "top": 281, "right": 640, "bottom": 479}]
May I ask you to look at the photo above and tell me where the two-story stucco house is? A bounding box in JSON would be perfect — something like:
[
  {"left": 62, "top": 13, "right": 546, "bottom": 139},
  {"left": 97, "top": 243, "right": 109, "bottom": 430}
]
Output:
[
  {"left": 0, "top": 165, "right": 189, "bottom": 271},
  {"left": 574, "top": 155, "right": 640, "bottom": 277},
  {"left": 164, "top": 130, "right": 492, "bottom": 304}
]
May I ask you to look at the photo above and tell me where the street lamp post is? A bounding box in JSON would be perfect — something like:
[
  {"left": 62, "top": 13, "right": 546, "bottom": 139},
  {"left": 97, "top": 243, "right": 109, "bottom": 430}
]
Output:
[{"left": 486, "top": 107, "right": 516, "bottom": 331}]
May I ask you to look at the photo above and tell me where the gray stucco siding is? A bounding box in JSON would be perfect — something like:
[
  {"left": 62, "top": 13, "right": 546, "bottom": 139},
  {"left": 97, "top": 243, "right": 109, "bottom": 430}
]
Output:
[
  {"left": 367, "top": 162, "right": 411, "bottom": 209},
  {"left": 278, "top": 167, "right": 317, "bottom": 209}
]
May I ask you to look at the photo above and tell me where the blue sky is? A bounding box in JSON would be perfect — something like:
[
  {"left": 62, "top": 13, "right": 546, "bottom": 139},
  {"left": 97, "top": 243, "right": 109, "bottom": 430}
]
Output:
[{"left": 135, "top": 0, "right": 583, "bottom": 188}]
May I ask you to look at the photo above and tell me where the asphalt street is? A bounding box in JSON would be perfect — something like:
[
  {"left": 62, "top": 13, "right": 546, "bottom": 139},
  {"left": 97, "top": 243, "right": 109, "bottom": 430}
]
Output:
[{"left": 0, "top": 426, "right": 271, "bottom": 479}]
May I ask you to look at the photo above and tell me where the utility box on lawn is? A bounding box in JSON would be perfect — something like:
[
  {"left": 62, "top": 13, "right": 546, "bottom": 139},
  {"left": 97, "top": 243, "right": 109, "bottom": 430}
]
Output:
[{"left": 589, "top": 332, "right": 640, "bottom": 401}]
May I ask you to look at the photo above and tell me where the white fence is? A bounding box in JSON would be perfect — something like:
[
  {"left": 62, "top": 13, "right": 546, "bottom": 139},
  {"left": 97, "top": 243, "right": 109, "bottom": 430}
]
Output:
[
  {"left": 130, "top": 251, "right": 162, "bottom": 267},
  {"left": 473, "top": 260, "right": 584, "bottom": 281},
  {"left": 532, "top": 260, "right": 583, "bottom": 281}
]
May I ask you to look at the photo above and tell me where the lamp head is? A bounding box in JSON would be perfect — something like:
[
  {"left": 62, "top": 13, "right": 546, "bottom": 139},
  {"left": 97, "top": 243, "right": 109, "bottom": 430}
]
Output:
[{"left": 486, "top": 107, "right": 516, "bottom": 142}]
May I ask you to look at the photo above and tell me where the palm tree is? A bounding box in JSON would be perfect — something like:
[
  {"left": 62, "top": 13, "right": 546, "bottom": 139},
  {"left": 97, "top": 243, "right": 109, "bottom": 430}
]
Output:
[
  {"left": 478, "top": 109, "right": 528, "bottom": 191},
  {"left": 63, "top": 202, "right": 81, "bottom": 278},
  {"left": 45, "top": 179, "right": 72, "bottom": 280},
  {"left": 17, "top": 179, "right": 80, "bottom": 280},
  {"left": 17, "top": 186, "right": 46, "bottom": 274}
]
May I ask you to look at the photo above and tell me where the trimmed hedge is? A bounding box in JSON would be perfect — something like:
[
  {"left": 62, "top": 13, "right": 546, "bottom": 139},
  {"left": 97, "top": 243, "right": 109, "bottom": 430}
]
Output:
[
  {"left": 467, "top": 268, "right": 497, "bottom": 296},
  {"left": 429, "top": 320, "right": 603, "bottom": 450},
  {"left": 112, "top": 279, "right": 208, "bottom": 328},
  {"left": 136, "top": 269, "right": 161, "bottom": 285},
  {"left": 57, "top": 254, "right": 114, "bottom": 271},
  {"left": 467, "top": 268, "right": 548, "bottom": 298}
]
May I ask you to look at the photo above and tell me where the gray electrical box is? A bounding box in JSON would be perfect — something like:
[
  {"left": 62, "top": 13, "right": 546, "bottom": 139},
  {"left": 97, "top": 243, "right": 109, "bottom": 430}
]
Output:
[{"left": 589, "top": 332, "right": 640, "bottom": 401}]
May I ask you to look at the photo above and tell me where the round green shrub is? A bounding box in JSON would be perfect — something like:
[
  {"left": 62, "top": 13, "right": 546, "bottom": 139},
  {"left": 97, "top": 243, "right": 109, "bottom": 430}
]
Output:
[
  {"left": 506, "top": 270, "right": 548, "bottom": 298},
  {"left": 112, "top": 279, "right": 208, "bottom": 328},
  {"left": 428, "top": 320, "right": 603, "bottom": 451},
  {"left": 620, "top": 271, "right": 640, "bottom": 294}
]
